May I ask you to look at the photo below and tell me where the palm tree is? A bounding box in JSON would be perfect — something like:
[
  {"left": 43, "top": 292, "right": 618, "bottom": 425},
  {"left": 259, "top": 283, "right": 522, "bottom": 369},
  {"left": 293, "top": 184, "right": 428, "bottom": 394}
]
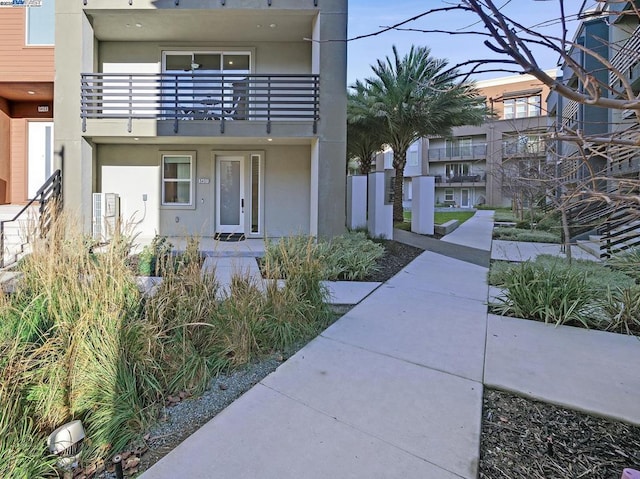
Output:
[
  {"left": 347, "top": 87, "right": 386, "bottom": 176},
  {"left": 353, "top": 45, "right": 486, "bottom": 222}
]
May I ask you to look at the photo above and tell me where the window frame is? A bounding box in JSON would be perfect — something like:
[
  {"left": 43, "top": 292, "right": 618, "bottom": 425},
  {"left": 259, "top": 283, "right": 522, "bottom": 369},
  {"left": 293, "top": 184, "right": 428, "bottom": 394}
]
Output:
[
  {"left": 25, "top": 1, "right": 55, "bottom": 46},
  {"left": 160, "top": 151, "right": 196, "bottom": 209}
]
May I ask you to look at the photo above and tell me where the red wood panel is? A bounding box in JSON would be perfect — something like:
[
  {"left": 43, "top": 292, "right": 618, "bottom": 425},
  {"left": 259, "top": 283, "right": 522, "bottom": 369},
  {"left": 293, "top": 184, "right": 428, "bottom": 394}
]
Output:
[{"left": 9, "top": 118, "right": 27, "bottom": 203}]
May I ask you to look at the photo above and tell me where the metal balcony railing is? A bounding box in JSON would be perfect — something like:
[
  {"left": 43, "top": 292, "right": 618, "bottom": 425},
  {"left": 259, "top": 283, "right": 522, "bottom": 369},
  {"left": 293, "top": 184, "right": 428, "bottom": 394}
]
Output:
[
  {"left": 81, "top": 73, "right": 320, "bottom": 134},
  {"left": 609, "top": 24, "right": 640, "bottom": 88},
  {"left": 427, "top": 144, "right": 487, "bottom": 161},
  {"left": 561, "top": 100, "right": 579, "bottom": 129}
]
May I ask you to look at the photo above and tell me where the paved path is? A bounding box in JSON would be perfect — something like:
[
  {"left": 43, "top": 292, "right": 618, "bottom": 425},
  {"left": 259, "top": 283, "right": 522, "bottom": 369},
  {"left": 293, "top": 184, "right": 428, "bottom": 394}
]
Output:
[{"left": 141, "top": 210, "right": 640, "bottom": 478}]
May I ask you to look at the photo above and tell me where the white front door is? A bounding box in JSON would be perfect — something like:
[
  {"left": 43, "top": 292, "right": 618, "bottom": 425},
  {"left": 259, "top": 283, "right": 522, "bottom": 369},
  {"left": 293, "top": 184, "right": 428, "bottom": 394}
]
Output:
[
  {"left": 461, "top": 189, "right": 471, "bottom": 208},
  {"left": 27, "top": 121, "right": 54, "bottom": 199},
  {"left": 216, "top": 156, "right": 245, "bottom": 233}
]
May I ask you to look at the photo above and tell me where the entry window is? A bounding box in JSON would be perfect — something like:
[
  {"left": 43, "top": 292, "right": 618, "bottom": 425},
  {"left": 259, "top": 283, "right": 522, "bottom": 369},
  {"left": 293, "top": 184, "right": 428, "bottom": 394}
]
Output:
[
  {"left": 26, "top": 0, "right": 55, "bottom": 45},
  {"left": 162, "top": 155, "right": 193, "bottom": 205},
  {"left": 250, "top": 154, "right": 261, "bottom": 234}
]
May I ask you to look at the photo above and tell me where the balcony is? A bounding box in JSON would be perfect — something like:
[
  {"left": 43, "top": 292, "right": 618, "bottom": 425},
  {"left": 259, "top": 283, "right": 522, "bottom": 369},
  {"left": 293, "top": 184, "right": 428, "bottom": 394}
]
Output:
[
  {"left": 81, "top": 73, "right": 319, "bottom": 135},
  {"left": 609, "top": 24, "right": 640, "bottom": 90},
  {"left": 561, "top": 100, "right": 579, "bottom": 129},
  {"left": 433, "top": 174, "right": 486, "bottom": 187},
  {"left": 502, "top": 142, "right": 546, "bottom": 158},
  {"left": 427, "top": 144, "right": 487, "bottom": 162}
]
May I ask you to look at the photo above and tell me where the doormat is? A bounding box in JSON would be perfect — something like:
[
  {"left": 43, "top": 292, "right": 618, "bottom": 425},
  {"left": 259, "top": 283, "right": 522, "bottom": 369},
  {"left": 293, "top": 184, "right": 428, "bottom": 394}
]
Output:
[{"left": 214, "top": 233, "right": 246, "bottom": 242}]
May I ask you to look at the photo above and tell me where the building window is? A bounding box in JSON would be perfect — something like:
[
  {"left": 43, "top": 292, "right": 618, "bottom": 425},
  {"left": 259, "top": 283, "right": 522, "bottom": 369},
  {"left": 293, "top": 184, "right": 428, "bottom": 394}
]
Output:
[
  {"left": 445, "top": 137, "right": 472, "bottom": 157},
  {"left": 445, "top": 163, "right": 471, "bottom": 179},
  {"left": 444, "top": 189, "right": 454, "bottom": 203},
  {"left": 162, "top": 154, "right": 193, "bottom": 206},
  {"left": 26, "top": 0, "right": 55, "bottom": 45},
  {"left": 503, "top": 134, "right": 545, "bottom": 156},
  {"left": 503, "top": 95, "right": 541, "bottom": 119}
]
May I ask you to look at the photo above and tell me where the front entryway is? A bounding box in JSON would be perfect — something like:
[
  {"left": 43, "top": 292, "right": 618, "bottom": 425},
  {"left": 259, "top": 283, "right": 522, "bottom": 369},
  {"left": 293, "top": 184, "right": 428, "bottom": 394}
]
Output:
[
  {"left": 461, "top": 188, "right": 471, "bottom": 208},
  {"left": 216, "top": 155, "right": 245, "bottom": 234},
  {"left": 27, "top": 121, "right": 54, "bottom": 199}
]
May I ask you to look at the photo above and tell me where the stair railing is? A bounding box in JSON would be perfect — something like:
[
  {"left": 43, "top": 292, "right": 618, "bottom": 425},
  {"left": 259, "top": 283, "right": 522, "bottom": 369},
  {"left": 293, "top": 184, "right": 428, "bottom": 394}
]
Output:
[{"left": 0, "top": 169, "right": 63, "bottom": 268}]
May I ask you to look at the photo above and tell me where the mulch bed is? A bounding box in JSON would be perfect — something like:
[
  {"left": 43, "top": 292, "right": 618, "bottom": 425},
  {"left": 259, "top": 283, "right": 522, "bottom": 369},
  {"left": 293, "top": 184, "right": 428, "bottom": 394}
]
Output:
[
  {"left": 480, "top": 389, "right": 640, "bottom": 479},
  {"left": 362, "top": 239, "right": 424, "bottom": 282}
]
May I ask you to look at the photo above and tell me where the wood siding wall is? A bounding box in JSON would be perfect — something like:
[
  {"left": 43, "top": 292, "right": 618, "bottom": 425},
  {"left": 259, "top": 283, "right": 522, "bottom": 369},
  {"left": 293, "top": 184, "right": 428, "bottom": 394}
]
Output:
[
  {"left": 0, "top": 9, "right": 54, "bottom": 82},
  {"left": 0, "top": 98, "right": 10, "bottom": 204},
  {"left": 10, "top": 119, "right": 26, "bottom": 203}
]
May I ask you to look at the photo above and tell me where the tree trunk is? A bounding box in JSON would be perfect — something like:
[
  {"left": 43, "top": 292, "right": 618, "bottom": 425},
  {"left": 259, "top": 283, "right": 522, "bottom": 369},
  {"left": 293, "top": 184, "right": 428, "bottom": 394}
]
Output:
[
  {"left": 391, "top": 147, "right": 408, "bottom": 223},
  {"left": 560, "top": 207, "right": 572, "bottom": 264}
]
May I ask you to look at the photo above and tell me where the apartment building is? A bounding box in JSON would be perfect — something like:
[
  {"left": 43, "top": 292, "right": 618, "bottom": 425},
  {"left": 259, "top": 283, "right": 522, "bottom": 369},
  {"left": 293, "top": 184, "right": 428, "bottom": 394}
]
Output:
[
  {"left": 383, "top": 72, "right": 553, "bottom": 209},
  {"left": 548, "top": 0, "right": 640, "bottom": 189},
  {"left": 0, "top": 0, "right": 55, "bottom": 205},
  {"left": 55, "top": 0, "right": 347, "bottom": 240}
]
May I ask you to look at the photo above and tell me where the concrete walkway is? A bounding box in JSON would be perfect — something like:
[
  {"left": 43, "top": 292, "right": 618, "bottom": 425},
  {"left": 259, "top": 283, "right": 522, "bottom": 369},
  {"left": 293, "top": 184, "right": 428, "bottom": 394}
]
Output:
[{"left": 141, "top": 210, "right": 640, "bottom": 479}]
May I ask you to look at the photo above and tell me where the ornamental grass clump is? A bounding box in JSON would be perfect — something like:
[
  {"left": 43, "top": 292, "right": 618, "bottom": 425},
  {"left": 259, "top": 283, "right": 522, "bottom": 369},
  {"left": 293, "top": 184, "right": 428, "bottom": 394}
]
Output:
[
  {"left": 491, "top": 261, "right": 596, "bottom": 327},
  {"left": 0, "top": 214, "right": 161, "bottom": 464},
  {"left": 1, "top": 215, "right": 334, "bottom": 472},
  {"left": 263, "top": 231, "right": 384, "bottom": 281}
]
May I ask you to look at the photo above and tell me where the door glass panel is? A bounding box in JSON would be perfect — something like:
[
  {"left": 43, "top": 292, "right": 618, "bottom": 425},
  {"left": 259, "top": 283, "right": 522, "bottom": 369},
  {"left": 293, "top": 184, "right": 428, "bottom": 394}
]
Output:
[
  {"left": 220, "top": 160, "right": 241, "bottom": 226},
  {"left": 251, "top": 155, "right": 260, "bottom": 233}
]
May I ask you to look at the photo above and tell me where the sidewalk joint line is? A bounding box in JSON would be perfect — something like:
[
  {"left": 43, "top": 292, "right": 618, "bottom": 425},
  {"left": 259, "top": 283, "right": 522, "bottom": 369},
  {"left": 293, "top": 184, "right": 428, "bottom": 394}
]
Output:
[{"left": 318, "top": 334, "right": 484, "bottom": 385}]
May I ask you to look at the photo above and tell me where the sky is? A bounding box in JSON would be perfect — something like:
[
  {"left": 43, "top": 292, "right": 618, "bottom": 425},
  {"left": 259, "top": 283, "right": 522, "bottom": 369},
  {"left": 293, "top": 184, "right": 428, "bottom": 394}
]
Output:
[{"left": 347, "top": 0, "right": 591, "bottom": 86}]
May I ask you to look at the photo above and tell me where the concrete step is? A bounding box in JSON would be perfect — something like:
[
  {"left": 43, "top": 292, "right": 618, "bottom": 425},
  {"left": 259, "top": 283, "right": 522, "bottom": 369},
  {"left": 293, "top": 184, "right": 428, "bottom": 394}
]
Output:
[{"left": 576, "top": 239, "right": 601, "bottom": 258}]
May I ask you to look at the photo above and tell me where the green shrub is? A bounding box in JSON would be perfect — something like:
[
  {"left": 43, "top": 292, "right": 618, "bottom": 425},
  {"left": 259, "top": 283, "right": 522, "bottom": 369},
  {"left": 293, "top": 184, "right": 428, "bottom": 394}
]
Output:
[
  {"left": 491, "top": 261, "right": 596, "bottom": 327},
  {"left": 607, "top": 248, "right": 640, "bottom": 283},
  {"left": 138, "top": 235, "right": 173, "bottom": 276},
  {"left": 493, "top": 210, "right": 517, "bottom": 222},
  {"left": 493, "top": 227, "right": 560, "bottom": 243},
  {"left": 599, "top": 285, "right": 640, "bottom": 335}
]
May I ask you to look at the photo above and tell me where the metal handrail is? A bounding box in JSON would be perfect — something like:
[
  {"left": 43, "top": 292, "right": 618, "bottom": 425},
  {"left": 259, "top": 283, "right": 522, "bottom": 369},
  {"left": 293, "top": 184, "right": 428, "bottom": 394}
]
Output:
[
  {"left": 80, "top": 72, "right": 320, "bottom": 134},
  {"left": 0, "top": 169, "right": 62, "bottom": 268}
]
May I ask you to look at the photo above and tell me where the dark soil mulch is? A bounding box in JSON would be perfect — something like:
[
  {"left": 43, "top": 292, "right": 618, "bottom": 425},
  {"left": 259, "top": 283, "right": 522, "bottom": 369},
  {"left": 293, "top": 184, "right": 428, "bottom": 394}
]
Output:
[
  {"left": 362, "top": 239, "right": 424, "bottom": 282},
  {"left": 480, "top": 389, "right": 640, "bottom": 479}
]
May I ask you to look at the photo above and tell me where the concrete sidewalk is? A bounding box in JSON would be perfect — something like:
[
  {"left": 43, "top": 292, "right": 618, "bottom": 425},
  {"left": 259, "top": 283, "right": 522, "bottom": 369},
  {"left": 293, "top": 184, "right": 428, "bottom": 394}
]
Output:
[{"left": 141, "top": 210, "right": 640, "bottom": 478}]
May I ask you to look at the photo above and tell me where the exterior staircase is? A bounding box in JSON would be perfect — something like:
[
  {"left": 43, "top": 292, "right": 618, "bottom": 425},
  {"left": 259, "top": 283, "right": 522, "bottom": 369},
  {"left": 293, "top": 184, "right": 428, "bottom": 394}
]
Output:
[
  {"left": 0, "top": 169, "right": 62, "bottom": 269},
  {"left": 0, "top": 204, "right": 40, "bottom": 268}
]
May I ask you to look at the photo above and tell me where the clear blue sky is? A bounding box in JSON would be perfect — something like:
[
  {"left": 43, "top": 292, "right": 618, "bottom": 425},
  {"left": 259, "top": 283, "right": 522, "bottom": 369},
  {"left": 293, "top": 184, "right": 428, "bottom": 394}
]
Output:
[{"left": 347, "top": 0, "right": 589, "bottom": 85}]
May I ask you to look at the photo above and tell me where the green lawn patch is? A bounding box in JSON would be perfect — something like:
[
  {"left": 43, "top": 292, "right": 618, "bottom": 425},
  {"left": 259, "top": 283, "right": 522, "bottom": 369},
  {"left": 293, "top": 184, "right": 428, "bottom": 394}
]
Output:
[
  {"left": 434, "top": 211, "right": 474, "bottom": 225},
  {"left": 493, "top": 227, "right": 560, "bottom": 243}
]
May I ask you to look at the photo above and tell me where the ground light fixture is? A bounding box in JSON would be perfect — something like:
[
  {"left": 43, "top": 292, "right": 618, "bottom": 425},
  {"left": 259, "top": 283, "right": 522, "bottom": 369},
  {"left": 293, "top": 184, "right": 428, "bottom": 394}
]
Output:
[{"left": 47, "top": 420, "right": 85, "bottom": 476}]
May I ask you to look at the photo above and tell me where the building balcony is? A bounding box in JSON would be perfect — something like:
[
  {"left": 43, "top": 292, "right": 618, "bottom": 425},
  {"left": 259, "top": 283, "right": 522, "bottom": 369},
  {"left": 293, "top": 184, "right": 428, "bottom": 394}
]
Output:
[
  {"left": 81, "top": 73, "right": 319, "bottom": 137},
  {"left": 433, "top": 174, "right": 486, "bottom": 187},
  {"left": 609, "top": 24, "right": 640, "bottom": 91},
  {"left": 427, "top": 144, "right": 487, "bottom": 162}
]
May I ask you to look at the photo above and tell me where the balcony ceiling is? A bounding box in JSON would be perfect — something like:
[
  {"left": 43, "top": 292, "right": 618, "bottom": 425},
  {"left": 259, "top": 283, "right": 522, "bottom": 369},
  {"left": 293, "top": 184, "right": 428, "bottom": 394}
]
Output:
[
  {"left": 88, "top": 10, "right": 316, "bottom": 42},
  {"left": 0, "top": 82, "right": 53, "bottom": 102}
]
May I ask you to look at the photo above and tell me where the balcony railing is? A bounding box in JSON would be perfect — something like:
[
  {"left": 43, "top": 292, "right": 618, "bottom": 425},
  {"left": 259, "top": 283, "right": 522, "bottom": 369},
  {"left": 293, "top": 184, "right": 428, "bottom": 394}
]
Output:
[
  {"left": 502, "top": 141, "right": 545, "bottom": 157},
  {"left": 561, "top": 100, "right": 579, "bottom": 129},
  {"left": 81, "top": 73, "right": 319, "bottom": 134},
  {"left": 433, "top": 174, "right": 485, "bottom": 184},
  {"left": 609, "top": 24, "right": 640, "bottom": 88},
  {"left": 427, "top": 144, "right": 487, "bottom": 161}
]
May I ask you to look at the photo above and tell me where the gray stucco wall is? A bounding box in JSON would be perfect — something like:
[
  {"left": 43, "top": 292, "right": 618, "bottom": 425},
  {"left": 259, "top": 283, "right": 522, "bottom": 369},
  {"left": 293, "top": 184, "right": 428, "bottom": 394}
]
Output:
[{"left": 97, "top": 143, "right": 310, "bottom": 238}]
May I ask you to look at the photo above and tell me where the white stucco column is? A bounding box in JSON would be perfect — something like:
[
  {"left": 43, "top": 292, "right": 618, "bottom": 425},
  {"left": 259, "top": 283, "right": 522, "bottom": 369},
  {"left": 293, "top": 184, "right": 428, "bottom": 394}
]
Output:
[
  {"left": 346, "top": 175, "right": 367, "bottom": 230},
  {"left": 411, "top": 176, "right": 435, "bottom": 235},
  {"left": 367, "top": 171, "right": 393, "bottom": 239}
]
